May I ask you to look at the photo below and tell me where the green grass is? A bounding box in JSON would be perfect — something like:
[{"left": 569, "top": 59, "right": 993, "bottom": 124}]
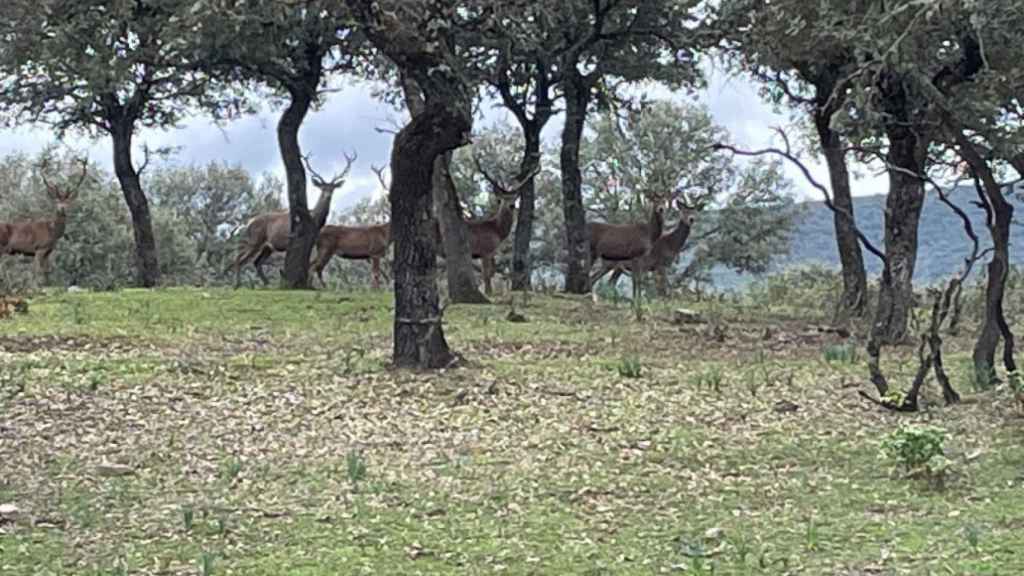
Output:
[{"left": 1, "top": 287, "right": 1023, "bottom": 574}]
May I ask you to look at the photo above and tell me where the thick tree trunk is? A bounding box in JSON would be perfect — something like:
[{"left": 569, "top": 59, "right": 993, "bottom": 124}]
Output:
[
  {"left": 433, "top": 151, "right": 488, "bottom": 303},
  {"left": 110, "top": 121, "right": 160, "bottom": 288},
  {"left": 391, "top": 101, "right": 468, "bottom": 368},
  {"left": 872, "top": 128, "right": 927, "bottom": 345},
  {"left": 814, "top": 116, "right": 867, "bottom": 323},
  {"left": 560, "top": 71, "right": 591, "bottom": 294},
  {"left": 279, "top": 91, "right": 317, "bottom": 289},
  {"left": 402, "top": 77, "right": 484, "bottom": 304},
  {"left": 511, "top": 129, "right": 542, "bottom": 291}
]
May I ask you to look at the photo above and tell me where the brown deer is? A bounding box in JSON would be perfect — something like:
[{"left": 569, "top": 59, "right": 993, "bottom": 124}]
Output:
[
  {"left": 595, "top": 199, "right": 698, "bottom": 295},
  {"left": 310, "top": 222, "right": 392, "bottom": 289},
  {"left": 0, "top": 156, "right": 89, "bottom": 284},
  {"left": 228, "top": 152, "right": 356, "bottom": 288},
  {"left": 437, "top": 161, "right": 539, "bottom": 294},
  {"left": 586, "top": 198, "right": 667, "bottom": 302}
]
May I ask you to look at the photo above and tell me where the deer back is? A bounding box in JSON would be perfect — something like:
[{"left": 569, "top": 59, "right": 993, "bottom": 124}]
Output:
[{"left": 320, "top": 222, "right": 391, "bottom": 258}]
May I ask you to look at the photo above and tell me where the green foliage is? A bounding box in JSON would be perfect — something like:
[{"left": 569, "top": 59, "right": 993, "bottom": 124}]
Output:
[
  {"left": 745, "top": 265, "right": 845, "bottom": 313},
  {"left": 346, "top": 450, "right": 367, "bottom": 485},
  {"left": 880, "top": 425, "right": 951, "bottom": 486},
  {"left": 966, "top": 361, "right": 998, "bottom": 392},
  {"left": 823, "top": 343, "right": 858, "bottom": 365},
  {"left": 616, "top": 356, "right": 643, "bottom": 379}
]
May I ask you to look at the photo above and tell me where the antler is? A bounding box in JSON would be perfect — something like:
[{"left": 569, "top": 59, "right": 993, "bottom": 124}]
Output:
[
  {"left": 304, "top": 150, "right": 358, "bottom": 189},
  {"left": 473, "top": 155, "right": 541, "bottom": 199},
  {"left": 37, "top": 155, "right": 89, "bottom": 202},
  {"left": 370, "top": 164, "right": 390, "bottom": 193}
]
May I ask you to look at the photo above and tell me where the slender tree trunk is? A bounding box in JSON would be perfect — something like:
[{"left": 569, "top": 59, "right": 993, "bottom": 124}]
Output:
[
  {"left": 561, "top": 71, "right": 591, "bottom": 294},
  {"left": 814, "top": 115, "right": 866, "bottom": 323},
  {"left": 279, "top": 91, "right": 317, "bottom": 289},
  {"left": 872, "top": 128, "right": 927, "bottom": 345},
  {"left": 972, "top": 181, "right": 1017, "bottom": 375},
  {"left": 511, "top": 128, "right": 542, "bottom": 291},
  {"left": 433, "top": 151, "right": 488, "bottom": 303},
  {"left": 391, "top": 101, "right": 467, "bottom": 368},
  {"left": 110, "top": 121, "right": 160, "bottom": 288}
]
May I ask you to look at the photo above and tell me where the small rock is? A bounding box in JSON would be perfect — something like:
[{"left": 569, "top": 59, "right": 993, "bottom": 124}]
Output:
[
  {"left": 672, "top": 308, "right": 705, "bottom": 324},
  {"left": 704, "top": 526, "right": 725, "bottom": 541},
  {"left": 506, "top": 310, "right": 527, "bottom": 323},
  {"left": 0, "top": 503, "right": 19, "bottom": 518},
  {"left": 773, "top": 399, "right": 800, "bottom": 414},
  {"left": 95, "top": 462, "right": 135, "bottom": 477}
]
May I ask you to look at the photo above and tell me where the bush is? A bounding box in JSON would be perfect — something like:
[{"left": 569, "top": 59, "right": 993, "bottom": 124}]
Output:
[{"left": 880, "top": 424, "right": 951, "bottom": 487}]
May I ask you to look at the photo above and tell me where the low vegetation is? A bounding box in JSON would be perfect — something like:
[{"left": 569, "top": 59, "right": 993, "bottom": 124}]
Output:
[{"left": 2, "top": 286, "right": 1022, "bottom": 575}]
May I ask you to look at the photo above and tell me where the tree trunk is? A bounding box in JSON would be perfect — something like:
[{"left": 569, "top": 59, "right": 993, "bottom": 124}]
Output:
[
  {"left": 560, "top": 70, "right": 591, "bottom": 294},
  {"left": 391, "top": 100, "right": 468, "bottom": 368},
  {"left": 872, "top": 128, "right": 927, "bottom": 345},
  {"left": 400, "top": 77, "right": 485, "bottom": 304},
  {"left": 814, "top": 115, "right": 867, "bottom": 323},
  {"left": 511, "top": 128, "right": 542, "bottom": 291},
  {"left": 433, "top": 151, "right": 488, "bottom": 303},
  {"left": 972, "top": 182, "right": 1017, "bottom": 376},
  {"left": 278, "top": 91, "right": 317, "bottom": 290},
  {"left": 110, "top": 121, "right": 160, "bottom": 287}
]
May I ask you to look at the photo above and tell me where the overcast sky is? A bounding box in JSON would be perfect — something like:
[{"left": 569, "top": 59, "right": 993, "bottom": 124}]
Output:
[{"left": 0, "top": 67, "right": 889, "bottom": 215}]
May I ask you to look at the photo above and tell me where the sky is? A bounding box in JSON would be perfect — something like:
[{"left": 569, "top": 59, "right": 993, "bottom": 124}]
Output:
[{"left": 0, "top": 67, "right": 889, "bottom": 216}]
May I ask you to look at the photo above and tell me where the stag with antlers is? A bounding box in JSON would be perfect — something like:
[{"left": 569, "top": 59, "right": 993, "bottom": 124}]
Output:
[
  {"left": 594, "top": 199, "right": 698, "bottom": 296},
  {"left": 228, "top": 152, "right": 356, "bottom": 288},
  {"left": 0, "top": 156, "right": 89, "bottom": 284},
  {"left": 437, "top": 160, "right": 539, "bottom": 294},
  {"left": 586, "top": 195, "right": 668, "bottom": 303}
]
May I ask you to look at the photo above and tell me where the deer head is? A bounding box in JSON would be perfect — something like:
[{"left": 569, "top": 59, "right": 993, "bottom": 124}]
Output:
[
  {"left": 304, "top": 151, "right": 357, "bottom": 195},
  {"left": 38, "top": 155, "right": 89, "bottom": 213}
]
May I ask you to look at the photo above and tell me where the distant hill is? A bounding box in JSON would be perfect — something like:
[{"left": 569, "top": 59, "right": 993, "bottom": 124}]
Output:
[{"left": 707, "top": 185, "right": 1024, "bottom": 290}]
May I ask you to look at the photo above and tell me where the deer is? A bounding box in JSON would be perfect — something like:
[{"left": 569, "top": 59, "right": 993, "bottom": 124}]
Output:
[
  {"left": 0, "top": 156, "right": 89, "bottom": 285},
  {"left": 436, "top": 161, "right": 540, "bottom": 295},
  {"left": 310, "top": 163, "right": 392, "bottom": 289},
  {"left": 585, "top": 196, "right": 668, "bottom": 303},
  {"left": 310, "top": 222, "right": 392, "bottom": 289},
  {"left": 593, "top": 199, "right": 698, "bottom": 295},
  {"left": 228, "top": 152, "right": 356, "bottom": 288}
]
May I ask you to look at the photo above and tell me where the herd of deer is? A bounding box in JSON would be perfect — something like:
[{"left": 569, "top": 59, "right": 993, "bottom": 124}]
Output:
[{"left": 1, "top": 154, "right": 698, "bottom": 297}]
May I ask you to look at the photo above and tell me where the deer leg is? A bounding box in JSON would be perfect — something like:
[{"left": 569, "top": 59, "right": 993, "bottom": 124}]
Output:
[
  {"left": 35, "top": 252, "right": 50, "bottom": 286},
  {"left": 482, "top": 256, "right": 494, "bottom": 295},
  {"left": 371, "top": 256, "right": 382, "bottom": 290},
  {"left": 311, "top": 248, "right": 334, "bottom": 289},
  {"left": 252, "top": 246, "right": 273, "bottom": 286},
  {"left": 230, "top": 245, "right": 261, "bottom": 289}
]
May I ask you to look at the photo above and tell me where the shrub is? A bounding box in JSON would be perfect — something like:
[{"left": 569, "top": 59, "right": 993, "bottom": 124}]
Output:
[{"left": 880, "top": 424, "right": 950, "bottom": 487}]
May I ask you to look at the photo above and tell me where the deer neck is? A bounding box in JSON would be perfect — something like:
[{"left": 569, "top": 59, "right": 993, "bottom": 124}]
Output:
[
  {"left": 648, "top": 206, "right": 664, "bottom": 244},
  {"left": 51, "top": 206, "right": 68, "bottom": 241},
  {"left": 494, "top": 201, "right": 515, "bottom": 239},
  {"left": 662, "top": 216, "right": 692, "bottom": 251},
  {"left": 311, "top": 188, "right": 335, "bottom": 227}
]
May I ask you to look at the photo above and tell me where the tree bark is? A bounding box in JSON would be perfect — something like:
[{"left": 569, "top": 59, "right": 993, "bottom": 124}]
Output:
[
  {"left": 433, "top": 151, "right": 488, "bottom": 303},
  {"left": 511, "top": 128, "right": 541, "bottom": 291},
  {"left": 402, "top": 77, "right": 486, "bottom": 304},
  {"left": 560, "top": 69, "right": 591, "bottom": 294},
  {"left": 110, "top": 120, "right": 160, "bottom": 287},
  {"left": 872, "top": 127, "right": 927, "bottom": 345},
  {"left": 972, "top": 176, "right": 1017, "bottom": 376},
  {"left": 279, "top": 90, "right": 317, "bottom": 289},
  {"left": 391, "top": 100, "right": 468, "bottom": 368},
  {"left": 814, "top": 115, "right": 866, "bottom": 323}
]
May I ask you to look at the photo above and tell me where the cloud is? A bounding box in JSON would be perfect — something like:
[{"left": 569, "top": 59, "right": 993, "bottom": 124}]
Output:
[{"left": 1, "top": 70, "right": 888, "bottom": 217}]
